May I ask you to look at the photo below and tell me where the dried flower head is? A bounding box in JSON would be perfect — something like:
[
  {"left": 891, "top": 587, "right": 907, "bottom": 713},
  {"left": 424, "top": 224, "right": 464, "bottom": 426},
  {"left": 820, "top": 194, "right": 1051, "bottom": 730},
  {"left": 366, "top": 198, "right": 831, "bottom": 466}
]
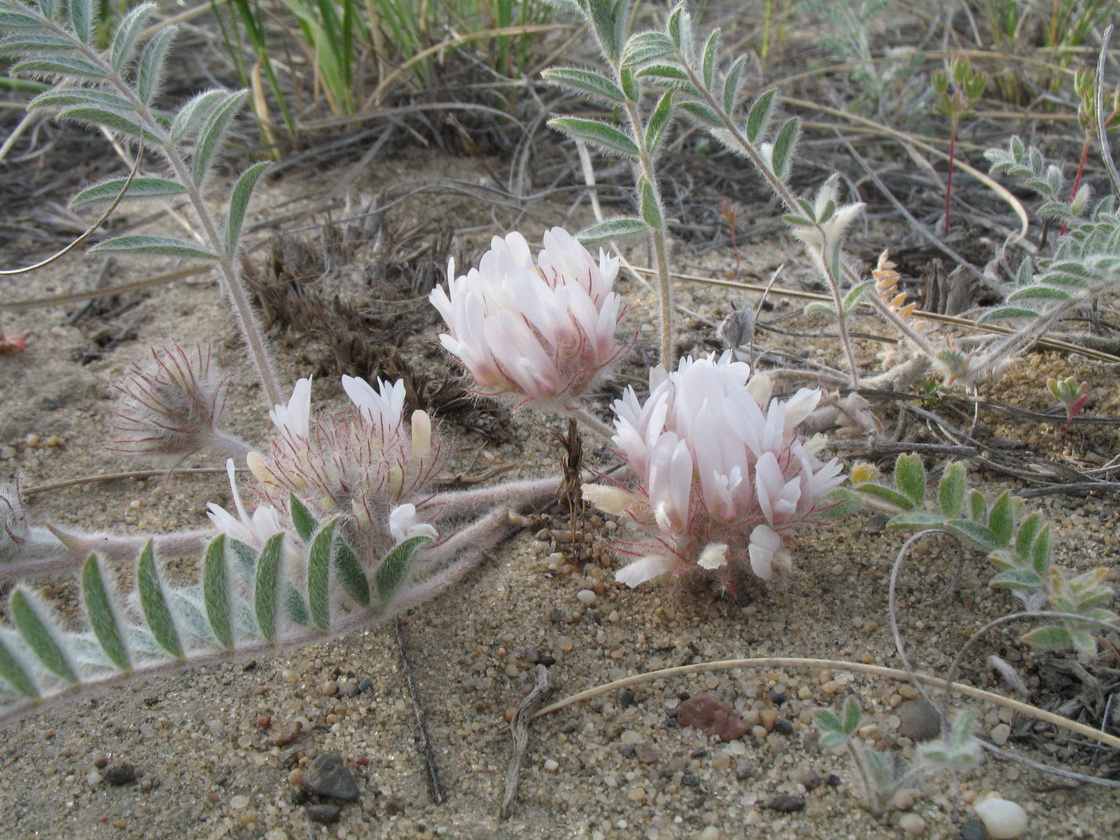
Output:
[
  {"left": 110, "top": 344, "right": 241, "bottom": 463},
  {"left": 585, "top": 353, "right": 844, "bottom": 589},
  {"left": 429, "top": 228, "right": 627, "bottom": 410}
]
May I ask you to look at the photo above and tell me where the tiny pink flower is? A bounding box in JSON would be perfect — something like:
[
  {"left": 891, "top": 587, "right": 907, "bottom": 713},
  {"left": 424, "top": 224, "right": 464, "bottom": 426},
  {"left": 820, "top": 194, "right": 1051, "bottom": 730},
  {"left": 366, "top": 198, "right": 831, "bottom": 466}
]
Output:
[
  {"left": 429, "top": 228, "right": 627, "bottom": 409},
  {"left": 585, "top": 353, "right": 844, "bottom": 589}
]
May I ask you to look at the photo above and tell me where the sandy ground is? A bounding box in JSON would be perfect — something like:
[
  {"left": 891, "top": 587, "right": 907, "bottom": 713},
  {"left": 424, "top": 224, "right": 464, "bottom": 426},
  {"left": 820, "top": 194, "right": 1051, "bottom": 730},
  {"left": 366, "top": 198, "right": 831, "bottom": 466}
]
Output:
[{"left": 1, "top": 151, "right": 1119, "bottom": 840}]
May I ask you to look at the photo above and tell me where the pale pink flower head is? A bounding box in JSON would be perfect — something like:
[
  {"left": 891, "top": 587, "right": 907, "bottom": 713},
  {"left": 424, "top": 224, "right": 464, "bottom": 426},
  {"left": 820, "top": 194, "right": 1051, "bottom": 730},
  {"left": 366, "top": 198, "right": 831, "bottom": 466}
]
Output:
[
  {"left": 244, "top": 377, "right": 445, "bottom": 559},
  {"left": 585, "top": 352, "right": 845, "bottom": 590},
  {"left": 429, "top": 228, "right": 627, "bottom": 409}
]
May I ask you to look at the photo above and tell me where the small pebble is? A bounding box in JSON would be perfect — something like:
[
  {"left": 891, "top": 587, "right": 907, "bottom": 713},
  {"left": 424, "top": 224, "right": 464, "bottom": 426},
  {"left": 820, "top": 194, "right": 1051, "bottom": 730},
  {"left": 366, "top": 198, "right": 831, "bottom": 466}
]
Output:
[
  {"left": 698, "top": 827, "right": 720, "bottom": 840},
  {"left": 103, "top": 763, "right": 137, "bottom": 786},
  {"left": 897, "top": 700, "right": 941, "bottom": 742},
  {"left": 543, "top": 759, "right": 560, "bottom": 772},
  {"left": 974, "top": 797, "right": 1028, "bottom": 839},
  {"left": 681, "top": 772, "right": 700, "bottom": 787},
  {"left": 899, "top": 813, "right": 926, "bottom": 835},
  {"left": 960, "top": 820, "right": 987, "bottom": 840},
  {"left": 990, "top": 723, "right": 1011, "bottom": 747},
  {"left": 306, "top": 804, "right": 341, "bottom": 825},
  {"left": 301, "top": 754, "right": 358, "bottom": 801},
  {"left": 320, "top": 680, "right": 338, "bottom": 697},
  {"left": 765, "top": 795, "right": 805, "bottom": 813},
  {"left": 229, "top": 795, "right": 249, "bottom": 811},
  {"left": 734, "top": 760, "right": 754, "bottom": 780},
  {"left": 576, "top": 589, "right": 597, "bottom": 604}
]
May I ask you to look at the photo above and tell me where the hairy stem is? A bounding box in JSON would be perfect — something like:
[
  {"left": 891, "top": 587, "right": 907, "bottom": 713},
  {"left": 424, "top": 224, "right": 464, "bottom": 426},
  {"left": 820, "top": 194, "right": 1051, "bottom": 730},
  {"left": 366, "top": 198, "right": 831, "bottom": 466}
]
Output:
[{"left": 36, "top": 8, "right": 282, "bottom": 407}]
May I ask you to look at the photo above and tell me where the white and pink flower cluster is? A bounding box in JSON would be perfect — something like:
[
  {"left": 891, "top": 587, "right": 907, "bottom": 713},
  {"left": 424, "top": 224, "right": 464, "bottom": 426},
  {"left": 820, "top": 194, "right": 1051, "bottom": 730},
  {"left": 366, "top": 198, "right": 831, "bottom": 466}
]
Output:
[
  {"left": 584, "top": 353, "right": 844, "bottom": 588},
  {"left": 429, "top": 228, "right": 626, "bottom": 409},
  {"left": 208, "top": 376, "right": 442, "bottom": 554}
]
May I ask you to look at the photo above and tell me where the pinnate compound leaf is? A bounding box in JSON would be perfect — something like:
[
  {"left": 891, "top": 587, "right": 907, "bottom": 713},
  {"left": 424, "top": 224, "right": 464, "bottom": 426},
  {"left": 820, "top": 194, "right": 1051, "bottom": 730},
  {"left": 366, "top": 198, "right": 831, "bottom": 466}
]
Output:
[
  {"left": 548, "top": 117, "right": 638, "bottom": 157},
  {"left": 541, "top": 67, "right": 627, "bottom": 103},
  {"left": 288, "top": 495, "right": 318, "bottom": 542},
  {"left": 224, "top": 161, "right": 270, "bottom": 258},
  {"left": 334, "top": 538, "right": 369, "bottom": 608},
  {"left": 82, "top": 555, "right": 130, "bottom": 670},
  {"left": 203, "top": 535, "right": 233, "bottom": 649},
  {"left": 136, "top": 25, "right": 176, "bottom": 105},
  {"left": 814, "top": 709, "right": 847, "bottom": 747},
  {"left": 894, "top": 454, "right": 926, "bottom": 507},
  {"left": 254, "top": 533, "right": 284, "bottom": 643},
  {"left": 578, "top": 217, "right": 648, "bottom": 242},
  {"left": 307, "top": 520, "right": 336, "bottom": 631},
  {"left": 0, "top": 633, "right": 38, "bottom": 699},
  {"left": 71, "top": 177, "right": 186, "bottom": 207},
  {"left": 11, "top": 588, "right": 76, "bottom": 683},
  {"left": 90, "top": 235, "right": 220, "bottom": 260},
  {"left": 138, "top": 541, "right": 182, "bottom": 658},
  {"left": 109, "top": 2, "right": 156, "bottom": 71},
  {"left": 376, "top": 536, "right": 430, "bottom": 604},
  {"left": 190, "top": 90, "right": 248, "bottom": 187},
  {"left": 937, "top": 462, "right": 966, "bottom": 518}
]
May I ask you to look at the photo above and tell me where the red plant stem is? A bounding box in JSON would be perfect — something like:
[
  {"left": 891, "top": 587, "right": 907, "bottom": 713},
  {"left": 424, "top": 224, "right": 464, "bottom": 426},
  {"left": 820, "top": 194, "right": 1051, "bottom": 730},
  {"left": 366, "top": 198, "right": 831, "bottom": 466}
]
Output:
[
  {"left": 944, "top": 119, "right": 958, "bottom": 237},
  {"left": 1062, "top": 137, "right": 1092, "bottom": 236}
]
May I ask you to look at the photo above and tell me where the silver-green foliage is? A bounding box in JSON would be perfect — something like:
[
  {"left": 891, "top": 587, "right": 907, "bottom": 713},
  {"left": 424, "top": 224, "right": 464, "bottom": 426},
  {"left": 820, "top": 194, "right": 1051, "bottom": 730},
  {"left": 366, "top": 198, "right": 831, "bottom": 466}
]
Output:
[
  {"left": 0, "top": 0, "right": 267, "bottom": 261},
  {"left": 815, "top": 695, "right": 980, "bottom": 814},
  {"left": 0, "top": 495, "right": 431, "bottom": 719},
  {"left": 983, "top": 136, "right": 1120, "bottom": 326},
  {"left": 852, "top": 455, "right": 1118, "bottom": 657}
]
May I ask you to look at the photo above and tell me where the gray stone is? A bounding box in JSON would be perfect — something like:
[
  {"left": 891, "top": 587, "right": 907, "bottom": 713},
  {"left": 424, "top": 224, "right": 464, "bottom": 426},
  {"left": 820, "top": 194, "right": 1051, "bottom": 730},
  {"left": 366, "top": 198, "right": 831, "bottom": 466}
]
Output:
[
  {"left": 301, "top": 754, "right": 358, "bottom": 801},
  {"left": 897, "top": 700, "right": 941, "bottom": 742}
]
